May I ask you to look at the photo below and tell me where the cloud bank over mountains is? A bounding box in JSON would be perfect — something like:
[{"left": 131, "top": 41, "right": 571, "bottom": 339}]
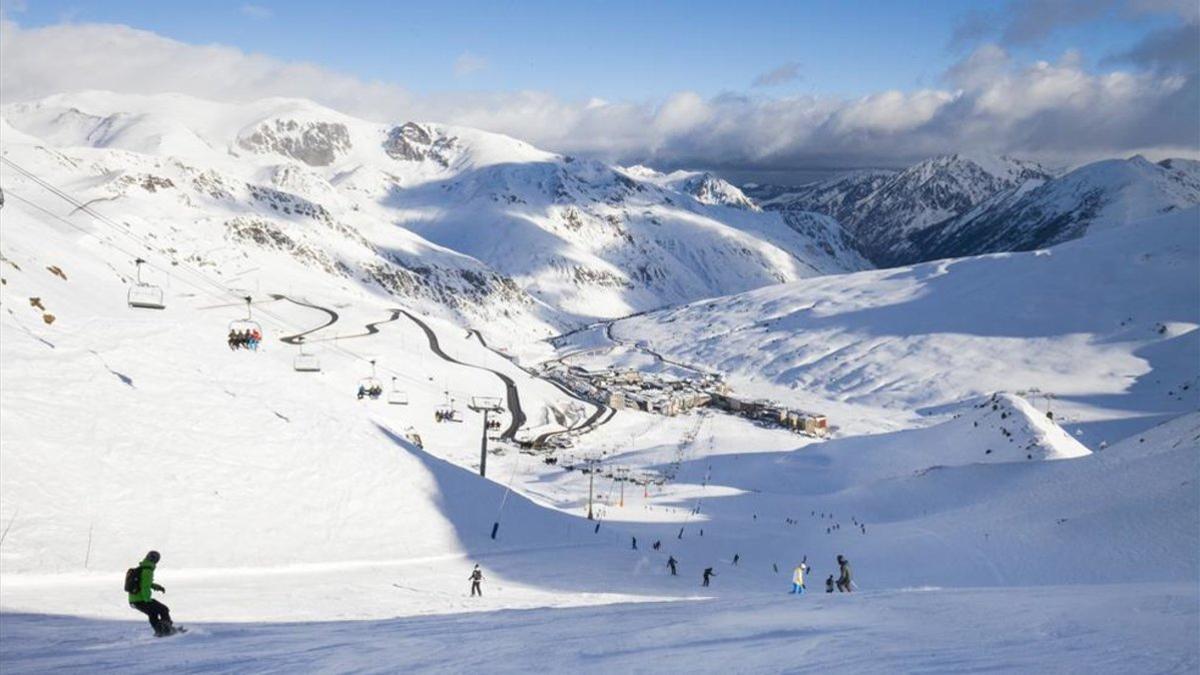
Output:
[{"left": 1, "top": 4, "right": 1195, "bottom": 177}]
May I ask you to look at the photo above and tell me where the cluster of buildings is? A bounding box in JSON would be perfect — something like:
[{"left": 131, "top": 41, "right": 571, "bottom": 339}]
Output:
[{"left": 542, "top": 363, "right": 828, "bottom": 436}]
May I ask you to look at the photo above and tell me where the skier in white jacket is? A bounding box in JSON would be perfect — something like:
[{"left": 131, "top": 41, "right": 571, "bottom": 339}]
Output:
[{"left": 791, "top": 561, "right": 810, "bottom": 594}]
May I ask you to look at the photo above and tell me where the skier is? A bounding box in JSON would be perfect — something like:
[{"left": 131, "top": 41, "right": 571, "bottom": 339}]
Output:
[
  {"left": 836, "top": 555, "right": 853, "bottom": 592},
  {"left": 126, "top": 550, "right": 177, "bottom": 637},
  {"left": 791, "top": 560, "right": 810, "bottom": 594},
  {"left": 732, "top": 553, "right": 740, "bottom": 566},
  {"left": 652, "top": 540, "right": 661, "bottom": 551},
  {"left": 631, "top": 536, "right": 638, "bottom": 551},
  {"left": 702, "top": 567, "right": 716, "bottom": 587},
  {"left": 468, "top": 564, "right": 484, "bottom": 597},
  {"left": 825, "top": 575, "right": 835, "bottom": 593},
  {"left": 667, "top": 556, "right": 678, "bottom": 576}
]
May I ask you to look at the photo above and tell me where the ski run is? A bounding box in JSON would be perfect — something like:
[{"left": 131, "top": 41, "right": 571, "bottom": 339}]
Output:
[{"left": 0, "top": 91, "right": 1197, "bottom": 673}]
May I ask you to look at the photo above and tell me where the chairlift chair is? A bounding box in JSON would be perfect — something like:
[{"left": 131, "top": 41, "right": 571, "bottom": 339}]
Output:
[
  {"left": 293, "top": 337, "right": 321, "bottom": 372},
  {"left": 387, "top": 377, "right": 409, "bottom": 405},
  {"left": 127, "top": 258, "right": 166, "bottom": 310},
  {"left": 228, "top": 296, "right": 262, "bottom": 334},
  {"left": 358, "top": 360, "right": 383, "bottom": 400},
  {"left": 436, "top": 394, "right": 462, "bottom": 422}
]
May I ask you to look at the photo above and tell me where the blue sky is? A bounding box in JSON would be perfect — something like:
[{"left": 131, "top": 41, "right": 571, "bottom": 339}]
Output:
[{"left": 8, "top": 0, "right": 1175, "bottom": 101}]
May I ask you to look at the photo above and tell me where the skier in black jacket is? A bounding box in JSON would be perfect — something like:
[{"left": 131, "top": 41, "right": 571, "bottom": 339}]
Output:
[{"left": 469, "top": 565, "right": 484, "bottom": 597}]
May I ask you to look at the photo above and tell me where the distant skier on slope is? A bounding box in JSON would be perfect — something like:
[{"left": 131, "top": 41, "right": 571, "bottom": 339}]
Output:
[
  {"left": 469, "top": 564, "right": 484, "bottom": 597},
  {"left": 732, "top": 553, "right": 740, "bottom": 566},
  {"left": 126, "top": 550, "right": 178, "bottom": 637},
  {"left": 836, "top": 555, "right": 853, "bottom": 592},
  {"left": 702, "top": 567, "right": 716, "bottom": 587},
  {"left": 791, "top": 560, "right": 810, "bottom": 594},
  {"left": 667, "top": 556, "right": 678, "bottom": 576},
  {"left": 632, "top": 536, "right": 637, "bottom": 550},
  {"left": 825, "top": 575, "right": 835, "bottom": 593}
]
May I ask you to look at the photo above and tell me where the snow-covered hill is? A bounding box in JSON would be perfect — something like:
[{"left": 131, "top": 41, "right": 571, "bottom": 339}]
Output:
[
  {"left": 0, "top": 92, "right": 867, "bottom": 343},
  {"left": 618, "top": 207, "right": 1200, "bottom": 445}
]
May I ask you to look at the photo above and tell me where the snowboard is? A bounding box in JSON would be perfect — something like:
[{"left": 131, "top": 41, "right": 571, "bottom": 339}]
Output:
[{"left": 156, "top": 626, "right": 187, "bottom": 638}]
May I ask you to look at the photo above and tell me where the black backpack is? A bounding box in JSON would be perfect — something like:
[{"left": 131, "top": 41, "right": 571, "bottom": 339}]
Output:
[{"left": 124, "top": 567, "right": 142, "bottom": 594}]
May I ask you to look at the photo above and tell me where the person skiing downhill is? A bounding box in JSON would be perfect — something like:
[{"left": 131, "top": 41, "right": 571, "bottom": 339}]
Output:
[
  {"left": 702, "top": 567, "right": 716, "bottom": 587},
  {"left": 791, "top": 560, "right": 810, "bottom": 594},
  {"left": 667, "top": 556, "right": 678, "bottom": 576},
  {"left": 836, "top": 555, "right": 853, "bottom": 592},
  {"left": 469, "top": 565, "right": 484, "bottom": 597},
  {"left": 127, "top": 550, "right": 176, "bottom": 637}
]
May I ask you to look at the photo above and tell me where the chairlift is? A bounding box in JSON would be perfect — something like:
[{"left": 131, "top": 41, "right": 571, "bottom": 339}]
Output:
[
  {"left": 358, "top": 359, "right": 383, "bottom": 400},
  {"left": 435, "top": 392, "right": 462, "bottom": 422},
  {"left": 293, "top": 337, "right": 321, "bottom": 373},
  {"left": 387, "top": 377, "right": 409, "bottom": 405},
  {"left": 127, "top": 258, "right": 165, "bottom": 310},
  {"left": 228, "top": 296, "right": 262, "bottom": 333},
  {"left": 227, "top": 296, "right": 263, "bottom": 351}
]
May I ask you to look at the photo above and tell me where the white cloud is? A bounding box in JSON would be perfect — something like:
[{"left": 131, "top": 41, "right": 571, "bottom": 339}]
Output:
[
  {"left": 752, "top": 62, "right": 802, "bottom": 87},
  {"left": 239, "top": 4, "right": 272, "bottom": 19},
  {"left": 0, "top": 18, "right": 1195, "bottom": 175},
  {"left": 452, "top": 52, "right": 488, "bottom": 78}
]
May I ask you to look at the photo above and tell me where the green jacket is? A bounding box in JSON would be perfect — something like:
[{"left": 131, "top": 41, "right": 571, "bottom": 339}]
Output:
[{"left": 128, "top": 558, "right": 157, "bottom": 603}]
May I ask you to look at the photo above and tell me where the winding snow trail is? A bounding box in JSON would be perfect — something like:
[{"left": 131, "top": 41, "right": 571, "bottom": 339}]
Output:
[
  {"left": 400, "top": 310, "right": 527, "bottom": 440},
  {"left": 270, "top": 295, "right": 339, "bottom": 345}
]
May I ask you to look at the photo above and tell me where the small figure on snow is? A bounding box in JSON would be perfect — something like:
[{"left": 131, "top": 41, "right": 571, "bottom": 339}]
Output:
[
  {"left": 791, "top": 560, "right": 810, "bottom": 594},
  {"left": 667, "top": 556, "right": 678, "bottom": 576},
  {"left": 631, "top": 536, "right": 638, "bottom": 551},
  {"left": 825, "top": 575, "right": 835, "bottom": 593},
  {"left": 732, "top": 553, "right": 740, "bottom": 566},
  {"left": 836, "top": 555, "right": 853, "bottom": 592},
  {"left": 702, "top": 567, "right": 716, "bottom": 587},
  {"left": 126, "top": 550, "right": 177, "bottom": 637},
  {"left": 469, "top": 564, "right": 484, "bottom": 597},
  {"left": 652, "top": 540, "right": 661, "bottom": 551}
]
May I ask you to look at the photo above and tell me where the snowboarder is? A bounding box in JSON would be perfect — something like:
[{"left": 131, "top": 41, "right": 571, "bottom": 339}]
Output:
[
  {"left": 126, "top": 550, "right": 177, "bottom": 637},
  {"left": 702, "top": 567, "right": 716, "bottom": 587},
  {"left": 732, "top": 553, "right": 740, "bottom": 566},
  {"left": 469, "top": 564, "right": 484, "bottom": 597},
  {"left": 652, "top": 540, "right": 661, "bottom": 551},
  {"left": 791, "top": 560, "right": 810, "bottom": 594},
  {"left": 836, "top": 555, "right": 853, "bottom": 592},
  {"left": 825, "top": 575, "right": 835, "bottom": 593},
  {"left": 631, "top": 536, "right": 638, "bottom": 550},
  {"left": 667, "top": 556, "right": 678, "bottom": 576}
]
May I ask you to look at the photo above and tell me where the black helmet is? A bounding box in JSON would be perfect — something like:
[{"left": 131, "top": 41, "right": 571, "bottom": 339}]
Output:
[
  {"left": 837, "top": 554, "right": 845, "bottom": 563},
  {"left": 146, "top": 550, "right": 161, "bottom": 563}
]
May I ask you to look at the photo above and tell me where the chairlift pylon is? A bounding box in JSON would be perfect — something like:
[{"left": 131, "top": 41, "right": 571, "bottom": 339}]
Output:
[
  {"left": 293, "top": 336, "right": 321, "bottom": 372},
  {"left": 127, "top": 258, "right": 166, "bottom": 310}
]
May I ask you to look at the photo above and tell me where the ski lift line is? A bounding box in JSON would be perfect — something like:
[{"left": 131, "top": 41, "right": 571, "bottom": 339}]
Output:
[
  {"left": 13, "top": 163, "right": 427, "bottom": 395},
  {"left": 4, "top": 160, "right": 434, "bottom": 392}
]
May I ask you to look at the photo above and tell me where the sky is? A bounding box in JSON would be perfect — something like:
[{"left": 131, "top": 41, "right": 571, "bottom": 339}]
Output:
[{"left": 1, "top": 0, "right": 1197, "bottom": 183}]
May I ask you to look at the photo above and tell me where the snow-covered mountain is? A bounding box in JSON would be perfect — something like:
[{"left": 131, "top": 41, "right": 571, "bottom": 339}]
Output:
[
  {"left": 909, "top": 156, "right": 1200, "bottom": 261},
  {"left": 751, "top": 155, "right": 1053, "bottom": 265},
  {"left": 0, "top": 92, "right": 867, "bottom": 344},
  {"left": 751, "top": 153, "right": 1200, "bottom": 267}
]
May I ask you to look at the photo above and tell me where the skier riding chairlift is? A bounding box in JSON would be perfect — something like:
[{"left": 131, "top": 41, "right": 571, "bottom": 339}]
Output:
[{"left": 228, "top": 296, "right": 262, "bottom": 350}]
